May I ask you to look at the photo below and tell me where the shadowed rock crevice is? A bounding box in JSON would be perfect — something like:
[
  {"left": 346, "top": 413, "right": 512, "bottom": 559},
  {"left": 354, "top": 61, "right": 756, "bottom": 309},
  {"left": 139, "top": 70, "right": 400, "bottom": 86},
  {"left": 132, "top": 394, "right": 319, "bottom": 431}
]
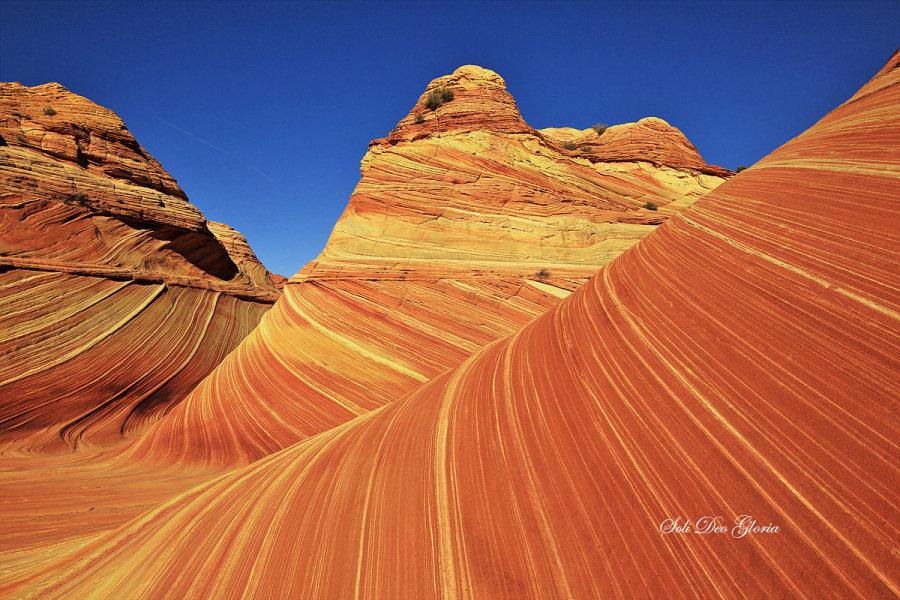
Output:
[{"left": 117, "top": 215, "right": 240, "bottom": 281}]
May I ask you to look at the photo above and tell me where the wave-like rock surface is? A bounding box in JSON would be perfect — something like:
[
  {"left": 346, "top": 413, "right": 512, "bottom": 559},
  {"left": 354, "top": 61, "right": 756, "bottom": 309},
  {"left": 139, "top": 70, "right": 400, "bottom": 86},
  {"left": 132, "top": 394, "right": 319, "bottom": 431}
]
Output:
[
  {"left": 6, "top": 52, "right": 896, "bottom": 599},
  {"left": 128, "top": 65, "right": 730, "bottom": 466},
  {"left": 0, "top": 83, "right": 280, "bottom": 452}
]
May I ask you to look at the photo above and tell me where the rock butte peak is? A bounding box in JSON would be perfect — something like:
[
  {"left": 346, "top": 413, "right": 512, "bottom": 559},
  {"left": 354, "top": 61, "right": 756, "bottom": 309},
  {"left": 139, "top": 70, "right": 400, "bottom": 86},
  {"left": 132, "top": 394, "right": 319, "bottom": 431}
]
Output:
[
  {"left": 382, "top": 66, "right": 727, "bottom": 177},
  {"left": 639, "top": 115, "right": 670, "bottom": 126},
  {"left": 384, "top": 64, "right": 528, "bottom": 137},
  {"left": 433, "top": 64, "right": 508, "bottom": 88},
  {"left": 540, "top": 116, "right": 722, "bottom": 174},
  {"left": 340, "top": 66, "right": 730, "bottom": 269}
]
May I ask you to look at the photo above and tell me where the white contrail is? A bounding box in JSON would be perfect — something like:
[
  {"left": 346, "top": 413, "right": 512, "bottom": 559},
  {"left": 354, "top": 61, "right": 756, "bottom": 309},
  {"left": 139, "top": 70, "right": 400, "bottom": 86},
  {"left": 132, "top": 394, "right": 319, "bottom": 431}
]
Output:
[{"left": 153, "top": 115, "right": 277, "bottom": 183}]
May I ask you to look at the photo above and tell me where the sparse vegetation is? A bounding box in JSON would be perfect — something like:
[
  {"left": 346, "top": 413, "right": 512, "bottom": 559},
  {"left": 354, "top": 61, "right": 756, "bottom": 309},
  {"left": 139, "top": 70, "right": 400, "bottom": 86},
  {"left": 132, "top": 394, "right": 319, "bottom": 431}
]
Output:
[
  {"left": 425, "top": 87, "right": 454, "bottom": 111},
  {"left": 11, "top": 111, "right": 32, "bottom": 120},
  {"left": 736, "top": 165, "right": 748, "bottom": 172},
  {"left": 563, "top": 141, "right": 578, "bottom": 151},
  {"left": 73, "top": 193, "right": 88, "bottom": 206},
  {"left": 43, "top": 107, "right": 57, "bottom": 116},
  {"left": 414, "top": 113, "right": 425, "bottom": 124},
  {"left": 592, "top": 122, "right": 608, "bottom": 136},
  {"left": 535, "top": 268, "right": 551, "bottom": 280},
  {"left": 644, "top": 201, "right": 658, "bottom": 211}
]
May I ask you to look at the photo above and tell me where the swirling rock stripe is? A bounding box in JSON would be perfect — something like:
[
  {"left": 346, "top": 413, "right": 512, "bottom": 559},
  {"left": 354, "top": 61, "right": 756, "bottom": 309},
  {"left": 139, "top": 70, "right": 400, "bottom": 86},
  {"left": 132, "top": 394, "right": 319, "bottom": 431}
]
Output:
[
  {"left": 127, "top": 267, "right": 591, "bottom": 466},
  {"left": 326, "top": 131, "right": 726, "bottom": 264},
  {"left": 1, "top": 81, "right": 281, "bottom": 453},
  {"left": 7, "top": 53, "right": 897, "bottom": 599},
  {"left": 128, "top": 64, "right": 731, "bottom": 467},
  {"left": 0, "top": 269, "right": 270, "bottom": 453}
]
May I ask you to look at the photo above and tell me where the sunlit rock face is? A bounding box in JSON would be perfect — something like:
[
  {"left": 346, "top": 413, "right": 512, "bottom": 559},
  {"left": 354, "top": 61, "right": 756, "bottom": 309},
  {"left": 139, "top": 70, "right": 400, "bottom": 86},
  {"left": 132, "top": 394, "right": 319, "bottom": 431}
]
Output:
[
  {"left": 5, "top": 53, "right": 896, "bottom": 599},
  {"left": 326, "top": 65, "right": 728, "bottom": 264},
  {"left": 129, "top": 65, "right": 731, "bottom": 466},
  {"left": 0, "top": 82, "right": 281, "bottom": 453}
]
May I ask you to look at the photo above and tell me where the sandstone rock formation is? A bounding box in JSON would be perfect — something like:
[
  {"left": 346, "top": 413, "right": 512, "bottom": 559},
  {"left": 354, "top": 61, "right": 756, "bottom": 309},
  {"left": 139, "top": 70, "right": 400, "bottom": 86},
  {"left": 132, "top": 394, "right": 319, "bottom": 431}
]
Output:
[
  {"left": 0, "top": 82, "right": 281, "bottom": 453},
  {"left": 3, "top": 52, "right": 896, "bottom": 598},
  {"left": 125, "top": 65, "right": 731, "bottom": 466}
]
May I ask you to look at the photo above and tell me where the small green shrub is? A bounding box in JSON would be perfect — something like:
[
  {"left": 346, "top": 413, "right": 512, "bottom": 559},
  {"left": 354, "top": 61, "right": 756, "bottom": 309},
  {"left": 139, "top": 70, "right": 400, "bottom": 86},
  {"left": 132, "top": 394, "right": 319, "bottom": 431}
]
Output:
[
  {"left": 592, "top": 122, "right": 608, "bottom": 136},
  {"left": 535, "top": 268, "right": 551, "bottom": 280},
  {"left": 644, "top": 201, "right": 658, "bottom": 211},
  {"left": 43, "top": 107, "right": 57, "bottom": 116},
  {"left": 414, "top": 113, "right": 425, "bottom": 124},
  {"left": 11, "top": 111, "right": 32, "bottom": 120},
  {"left": 72, "top": 193, "right": 89, "bottom": 206},
  {"left": 735, "top": 165, "right": 748, "bottom": 172},
  {"left": 563, "top": 141, "right": 578, "bottom": 151},
  {"left": 425, "top": 87, "right": 454, "bottom": 111}
]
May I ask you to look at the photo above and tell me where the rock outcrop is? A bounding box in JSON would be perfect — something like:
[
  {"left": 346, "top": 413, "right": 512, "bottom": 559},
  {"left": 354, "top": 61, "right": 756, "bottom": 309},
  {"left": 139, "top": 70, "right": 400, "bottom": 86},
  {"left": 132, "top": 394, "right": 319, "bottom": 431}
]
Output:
[
  {"left": 0, "top": 82, "right": 281, "bottom": 452},
  {"left": 126, "top": 65, "right": 731, "bottom": 465},
  {"left": 4, "top": 52, "right": 897, "bottom": 599}
]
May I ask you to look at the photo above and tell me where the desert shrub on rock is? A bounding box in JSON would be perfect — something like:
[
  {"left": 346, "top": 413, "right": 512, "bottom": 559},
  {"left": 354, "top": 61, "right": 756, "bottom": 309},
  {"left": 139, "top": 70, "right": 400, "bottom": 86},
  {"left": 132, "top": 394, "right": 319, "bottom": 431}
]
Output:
[{"left": 425, "top": 87, "right": 454, "bottom": 110}]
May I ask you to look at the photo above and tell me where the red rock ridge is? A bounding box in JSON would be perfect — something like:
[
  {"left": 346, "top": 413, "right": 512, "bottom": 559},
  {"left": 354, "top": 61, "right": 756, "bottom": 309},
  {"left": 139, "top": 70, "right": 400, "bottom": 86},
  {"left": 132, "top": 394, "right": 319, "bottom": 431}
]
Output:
[
  {"left": 1, "top": 82, "right": 194, "bottom": 227},
  {"left": 541, "top": 116, "right": 732, "bottom": 176},
  {"left": 125, "top": 65, "right": 733, "bottom": 466},
  {"left": 0, "top": 82, "right": 280, "bottom": 453},
  {"left": 1, "top": 81, "right": 282, "bottom": 298},
  {"left": 4, "top": 51, "right": 897, "bottom": 599}
]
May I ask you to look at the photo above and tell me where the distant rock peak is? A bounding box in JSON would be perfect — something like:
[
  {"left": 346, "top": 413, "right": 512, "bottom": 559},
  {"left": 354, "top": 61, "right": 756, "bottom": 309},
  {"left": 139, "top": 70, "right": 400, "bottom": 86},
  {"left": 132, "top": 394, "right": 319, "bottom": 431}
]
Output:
[
  {"left": 377, "top": 65, "right": 729, "bottom": 178},
  {"left": 332, "top": 66, "right": 730, "bottom": 268},
  {"left": 379, "top": 64, "right": 531, "bottom": 140},
  {"left": 540, "top": 117, "right": 729, "bottom": 176}
]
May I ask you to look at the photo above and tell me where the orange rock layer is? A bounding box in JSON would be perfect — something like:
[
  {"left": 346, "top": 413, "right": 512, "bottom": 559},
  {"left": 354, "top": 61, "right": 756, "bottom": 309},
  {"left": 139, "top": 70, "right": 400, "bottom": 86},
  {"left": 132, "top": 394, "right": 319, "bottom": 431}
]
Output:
[
  {"left": 0, "top": 83, "right": 280, "bottom": 452},
  {"left": 3, "top": 53, "right": 897, "bottom": 598},
  {"left": 126, "top": 66, "right": 730, "bottom": 466}
]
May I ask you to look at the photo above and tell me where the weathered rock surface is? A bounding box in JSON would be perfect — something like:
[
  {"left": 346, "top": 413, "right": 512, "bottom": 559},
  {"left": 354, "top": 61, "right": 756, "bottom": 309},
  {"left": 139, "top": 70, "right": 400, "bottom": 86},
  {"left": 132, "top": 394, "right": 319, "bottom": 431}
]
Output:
[
  {"left": 0, "top": 83, "right": 280, "bottom": 452},
  {"left": 5, "top": 52, "right": 897, "bottom": 599},
  {"left": 1, "top": 82, "right": 195, "bottom": 228},
  {"left": 128, "top": 65, "right": 731, "bottom": 465},
  {"left": 540, "top": 116, "right": 731, "bottom": 174}
]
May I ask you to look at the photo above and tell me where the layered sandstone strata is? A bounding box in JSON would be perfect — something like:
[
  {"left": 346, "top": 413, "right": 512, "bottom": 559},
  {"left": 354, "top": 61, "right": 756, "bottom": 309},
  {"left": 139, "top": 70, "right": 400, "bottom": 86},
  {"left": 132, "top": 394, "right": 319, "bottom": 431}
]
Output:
[
  {"left": 128, "top": 65, "right": 731, "bottom": 466},
  {"left": 0, "top": 82, "right": 280, "bottom": 452},
  {"left": 5, "top": 53, "right": 897, "bottom": 599}
]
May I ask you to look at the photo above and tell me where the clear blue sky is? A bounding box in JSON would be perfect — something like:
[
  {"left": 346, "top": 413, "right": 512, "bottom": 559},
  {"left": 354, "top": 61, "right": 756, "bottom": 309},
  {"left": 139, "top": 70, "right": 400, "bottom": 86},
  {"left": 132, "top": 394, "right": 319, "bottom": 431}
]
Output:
[{"left": 2, "top": 1, "right": 897, "bottom": 276}]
